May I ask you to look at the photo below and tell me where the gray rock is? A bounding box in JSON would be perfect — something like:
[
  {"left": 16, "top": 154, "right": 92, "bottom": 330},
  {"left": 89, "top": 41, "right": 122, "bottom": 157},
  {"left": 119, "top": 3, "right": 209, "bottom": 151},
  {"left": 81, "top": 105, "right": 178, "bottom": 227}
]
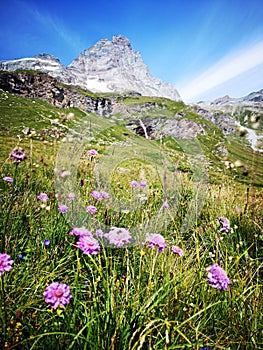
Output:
[
  {"left": 126, "top": 116, "right": 206, "bottom": 139},
  {"left": 0, "top": 71, "right": 112, "bottom": 116},
  {"left": 194, "top": 107, "right": 236, "bottom": 134}
]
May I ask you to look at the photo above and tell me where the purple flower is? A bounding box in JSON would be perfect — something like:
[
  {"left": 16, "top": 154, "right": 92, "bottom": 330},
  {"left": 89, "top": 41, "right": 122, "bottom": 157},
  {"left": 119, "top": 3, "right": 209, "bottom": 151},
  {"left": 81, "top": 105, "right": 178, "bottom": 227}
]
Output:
[
  {"left": 3, "top": 176, "right": 13, "bottom": 183},
  {"left": 0, "top": 253, "right": 14, "bottom": 276},
  {"left": 43, "top": 282, "right": 72, "bottom": 308},
  {"left": 145, "top": 233, "right": 167, "bottom": 252},
  {"left": 206, "top": 264, "right": 231, "bottom": 291},
  {"left": 79, "top": 179, "right": 84, "bottom": 187},
  {"left": 69, "top": 227, "right": 92, "bottom": 236},
  {"left": 139, "top": 181, "right": 147, "bottom": 188},
  {"left": 77, "top": 235, "right": 100, "bottom": 254},
  {"left": 100, "top": 190, "right": 110, "bottom": 199},
  {"left": 95, "top": 229, "right": 104, "bottom": 238},
  {"left": 9, "top": 147, "right": 27, "bottom": 162},
  {"left": 18, "top": 254, "right": 24, "bottom": 260},
  {"left": 37, "top": 193, "right": 49, "bottom": 201},
  {"left": 216, "top": 217, "right": 231, "bottom": 234},
  {"left": 162, "top": 201, "right": 169, "bottom": 209},
  {"left": 91, "top": 190, "right": 102, "bottom": 200},
  {"left": 91, "top": 190, "right": 109, "bottom": 200},
  {"left": 87, "top": 149, "right": 99, "bottom": 156},
  {"left": 44, "top": 239, "right": 50, "bottom": 246},
  {"left": 130, "top": 180, "right": 139, "bottom": 188},
  {"left": 58, "top": 204, "right": 68, "bottom": 214},
  {"left": 66, "top": 193, "right": 75, "bottom": 201},
  {"left": 172, "top": 245, "right": 184, "bottom": 256},
  {"left": 86, "top": 205, "right": 97, "bottom": 215},
  {"left": 104, "top": 227, "right": 132, "bottom": 248}
]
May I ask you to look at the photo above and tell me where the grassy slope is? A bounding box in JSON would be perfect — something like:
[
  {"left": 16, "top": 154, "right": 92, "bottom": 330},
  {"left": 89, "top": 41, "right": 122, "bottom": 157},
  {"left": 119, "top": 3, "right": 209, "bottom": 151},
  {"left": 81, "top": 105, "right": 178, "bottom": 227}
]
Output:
[
  {"left": 0, "top": 87, "right": 262, "bottom": 349},
  {"left": 0, "top": 88, "right": 262, "bottom": 187}
]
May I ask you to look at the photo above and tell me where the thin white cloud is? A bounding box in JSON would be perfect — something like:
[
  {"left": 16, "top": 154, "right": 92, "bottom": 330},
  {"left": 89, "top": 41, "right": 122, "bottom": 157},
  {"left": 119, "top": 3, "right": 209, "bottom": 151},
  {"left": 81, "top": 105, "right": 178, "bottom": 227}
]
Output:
[
  {"left": 178, "top": 39, "right": 263, "bottom": 102},
  {"left": 33, "top": 9, "right": 78, "bottom": 47},
  {"left": 16, "top": 0, "right": 84, "bottom": 52}
]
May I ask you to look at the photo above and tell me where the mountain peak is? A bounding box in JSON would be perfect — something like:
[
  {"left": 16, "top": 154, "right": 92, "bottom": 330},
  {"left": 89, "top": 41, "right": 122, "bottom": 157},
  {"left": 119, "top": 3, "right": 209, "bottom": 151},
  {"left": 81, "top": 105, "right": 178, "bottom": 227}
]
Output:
[
  {"left": 0, "top": 36, "right": 181, "bottom": 101},
  {"left": 33, "top": 53, "right": 61, "bottom": 63},
  {"left": 112, "top": 35, "right": 131, "bottom": 48}
]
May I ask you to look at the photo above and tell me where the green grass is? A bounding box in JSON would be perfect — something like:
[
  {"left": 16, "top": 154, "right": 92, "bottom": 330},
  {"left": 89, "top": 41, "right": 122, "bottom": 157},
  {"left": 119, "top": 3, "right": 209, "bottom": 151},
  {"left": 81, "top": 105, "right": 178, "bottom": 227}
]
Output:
[
  {"left": 0, "top": 143, "right": 262, "bottom": 349},
  {"left": 0, "top": 86, "right": 263, "bottom": 349}
]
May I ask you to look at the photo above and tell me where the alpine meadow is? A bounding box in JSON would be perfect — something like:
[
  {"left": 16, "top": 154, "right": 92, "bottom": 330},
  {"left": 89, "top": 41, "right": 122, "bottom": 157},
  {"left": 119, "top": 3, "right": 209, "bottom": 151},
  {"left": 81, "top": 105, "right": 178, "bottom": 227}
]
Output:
[{"left": 0, "top": 34, "right": 263, "bottom": 349}]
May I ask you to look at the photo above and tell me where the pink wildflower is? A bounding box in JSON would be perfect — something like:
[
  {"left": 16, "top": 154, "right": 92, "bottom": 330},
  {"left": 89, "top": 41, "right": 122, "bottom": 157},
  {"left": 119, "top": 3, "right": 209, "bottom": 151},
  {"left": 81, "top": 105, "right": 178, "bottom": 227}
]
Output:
[
  {"left": 172, "top": 245, "right": 184, "bottom": 256},
  {"left": 0, "top": 253, "right": 14, "bottom": 276}
]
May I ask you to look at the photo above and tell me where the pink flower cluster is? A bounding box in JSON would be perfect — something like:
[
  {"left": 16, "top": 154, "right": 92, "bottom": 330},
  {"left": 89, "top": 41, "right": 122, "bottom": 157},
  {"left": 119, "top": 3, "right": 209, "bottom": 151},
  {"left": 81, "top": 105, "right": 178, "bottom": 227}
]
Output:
[
  {"left": 216, "top": 217, "right": 231, "bottom": 234},
  {"left": 145, "top": 233, "right": 168, "bottom": 252},
  {"left": 91, "top": 190, "right": 110, "bottom": 200},
  {"left": 130, "top": 180, "right": 147, "bottom": 188},
  {"left": 86, "top": 205, "right": 97, "bottom": 215},
  {"left": 77, "top": 235, "right": 101, "bottom": 255},
  {"left": 104, "top": 227, "right": 132, "bottom": 248},
  {"left": 87, "top": 149, "right": 99, "bottom": 157},
  {"left": 58, "top": 204, "right": 68, "bottom": 214},
  {"left": 43, "top": 282, "right": 72, "bottom": 308},
  {"left": 37, "top": 193, "right": 49, "bottom": 201},
  {"left": 206, "top": 264, "right": 231, "bottom": 291},
  {"left": 69, "top": 227, "right": 92, "bottom": 236},
  {"left": 0, "top": 253, "right": 14, "bottom": 277},
  {"left": 9, "top": 147, "right": 27, "bottom": 163},
  {"left": 172, "top": 245, "right": 184, "bottom": 256},
  {"left": 3, "top": 176, "right": 13, "bottom": 183},
  {"left": 143, "top": 234, "right": 185, "bottom": 256},
  {"left": 69, "top": 227, "right": 100, "bottom": 255}
]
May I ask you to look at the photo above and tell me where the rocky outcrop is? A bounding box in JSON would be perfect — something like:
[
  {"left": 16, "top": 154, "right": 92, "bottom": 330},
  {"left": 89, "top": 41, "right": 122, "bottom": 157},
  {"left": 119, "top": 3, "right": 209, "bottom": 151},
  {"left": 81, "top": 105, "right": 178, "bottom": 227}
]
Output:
[
  {"left": 126, "top": 116, "right": 206, "bottom": 139},
  {"left": 0, "top": 36, "right": 181, "bottom": 101},
  {"left": 242, "top": 89, "right": 263, "bottom": 103},
  {"left": 194, "top": 107, "right": 236, "bottom": 134},
  {"left": 0, "top": 71, "right": 112, "bottom": 116},
  {"left": 194, "top": 89, "right": 263, "bottom": 134}
]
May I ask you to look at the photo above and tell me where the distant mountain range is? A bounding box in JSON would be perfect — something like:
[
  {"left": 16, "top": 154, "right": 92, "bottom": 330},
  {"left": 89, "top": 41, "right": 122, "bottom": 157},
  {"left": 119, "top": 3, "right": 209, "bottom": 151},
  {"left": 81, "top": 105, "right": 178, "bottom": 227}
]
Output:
[
  {"left": 198, "top": 89, "right": 263, "bottom": 107},
  {"left": 0, "top": 35, "right": 181, "bottom": 101}
]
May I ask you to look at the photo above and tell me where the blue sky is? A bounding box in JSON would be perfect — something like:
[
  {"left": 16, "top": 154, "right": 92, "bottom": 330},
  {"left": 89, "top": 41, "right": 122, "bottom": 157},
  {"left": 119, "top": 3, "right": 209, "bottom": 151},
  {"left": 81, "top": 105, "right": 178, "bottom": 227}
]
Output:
[{"left": 1, "top": 0, "right": 263, "bottom": 102}]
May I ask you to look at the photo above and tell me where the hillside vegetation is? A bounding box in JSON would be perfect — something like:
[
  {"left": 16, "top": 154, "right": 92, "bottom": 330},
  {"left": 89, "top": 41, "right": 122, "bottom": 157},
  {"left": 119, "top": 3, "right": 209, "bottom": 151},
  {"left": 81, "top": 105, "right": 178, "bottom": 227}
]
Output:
[{"left": 0, "top": 83, "right": 262, "bottom": 349}]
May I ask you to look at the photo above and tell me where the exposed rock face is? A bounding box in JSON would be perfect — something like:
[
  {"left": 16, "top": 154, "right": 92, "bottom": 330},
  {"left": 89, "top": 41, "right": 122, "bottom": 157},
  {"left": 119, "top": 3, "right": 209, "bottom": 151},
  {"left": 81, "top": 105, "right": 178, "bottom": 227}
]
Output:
[
  {"left": 194, "top": 107, "right": 236, "bottom": 134},
  {"left": 0, "top": 36, "right": 181, "bottom": 101},
  {"left": 126, "top": 116, "right": 206, "bottom": 139},
  {"left": 0, "top": 71, "right": 112, "bottom": 116},
  {"left": 68, "top": 36, "right": 181, "bottom": 101},
  {"left": 195, "top": 89, "right": 263, "bottom": 134},
  {"left": 242, "top": 89, "right": 263, "bottom": 103}
]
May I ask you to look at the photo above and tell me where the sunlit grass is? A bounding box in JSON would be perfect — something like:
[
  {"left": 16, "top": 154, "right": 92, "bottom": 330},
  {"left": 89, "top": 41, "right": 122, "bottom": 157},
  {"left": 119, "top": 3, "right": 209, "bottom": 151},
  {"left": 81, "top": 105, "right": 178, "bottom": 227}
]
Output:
[
  {"left": 0, "top": 136, "right": 262, "bottom": 349},
  {"left": 0, "top": 88, "right": 262, "bottom": 349}
]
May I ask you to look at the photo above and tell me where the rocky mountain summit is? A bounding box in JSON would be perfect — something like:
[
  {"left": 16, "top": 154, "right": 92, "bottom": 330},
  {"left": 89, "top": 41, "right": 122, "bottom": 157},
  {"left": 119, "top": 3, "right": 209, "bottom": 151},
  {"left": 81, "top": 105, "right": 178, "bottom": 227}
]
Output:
[
  {"left": 0, "top": 36, "right": 181, "bottom": 101},
  {"left": 198, "top": 89, "right": 263, "bottom": 107}
]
